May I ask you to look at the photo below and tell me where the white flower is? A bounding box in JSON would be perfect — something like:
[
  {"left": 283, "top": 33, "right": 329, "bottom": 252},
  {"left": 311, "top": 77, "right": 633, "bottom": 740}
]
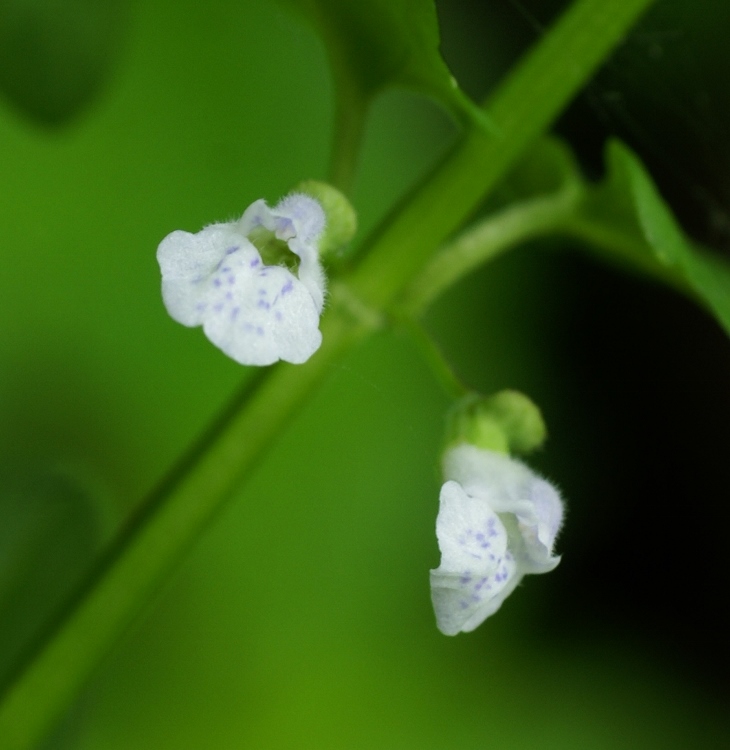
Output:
[
  {"left": 430, "top": 444, "right": 564, "bottom": 635},
  {"left": 157, "top": 194, "right": 327, "bottom": 366}
]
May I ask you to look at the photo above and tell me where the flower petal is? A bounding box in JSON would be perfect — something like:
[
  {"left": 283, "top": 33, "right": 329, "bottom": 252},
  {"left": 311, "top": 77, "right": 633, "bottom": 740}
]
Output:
[
  {"left": 235, "top": 194, "right": 327, "bottom": 310},
  {"left": 157, "top": 219, "right": 322, "bottom": 365},
  {"left": 199, "top": 243, "right": 321, "bottom": 366},
  {"left": 430, "top": 480, "right": 522, "bottom": 635},
  {"left": 511, "top": 477, "right": 563, "bottom": 573},
  {"left": 442, "top": 444, "right": 563, "bottom": 571},
  {"left": 157, "top": 224, "right": 241, "bottom": 326},
  {"left": 442, "top": 443, "right": 533, "bottom": 507}
]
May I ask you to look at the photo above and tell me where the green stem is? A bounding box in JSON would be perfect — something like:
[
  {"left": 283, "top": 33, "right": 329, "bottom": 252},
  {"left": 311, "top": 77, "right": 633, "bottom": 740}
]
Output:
[
  {"left": 562, "top": 213, "right": 692, "bottom": 295},
  {"left": 327, "top": 82, "right": 368, "bottom": 195},
  {"left": 400, "top": 185, "right": 693, "bottom": 320},
  {"left": 400, "top": 182, "right": 581, "bottom": 317},
  {"left": 396, "top": 315, "right": 468, "bottom": 399},
  {"left": 0, "top": 0, "right": 658, "bottom": 746}
]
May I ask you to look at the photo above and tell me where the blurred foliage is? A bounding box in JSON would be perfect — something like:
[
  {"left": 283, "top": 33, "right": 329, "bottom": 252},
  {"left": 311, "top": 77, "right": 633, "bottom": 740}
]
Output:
[
  {"left": 0, "top": 470, "right": 110, "bottom": 688},
  {"left": 0, "top": 0, "right": 129, "bottom": 125},
  {"left": 282, "top": 0, "right": 458, "bottom": 101},
  {"left": 0, "top": 0, "right": 729, "bottom": 748},
  {"left": 587, "top": 140, "right": 730, "bottom": 334}
]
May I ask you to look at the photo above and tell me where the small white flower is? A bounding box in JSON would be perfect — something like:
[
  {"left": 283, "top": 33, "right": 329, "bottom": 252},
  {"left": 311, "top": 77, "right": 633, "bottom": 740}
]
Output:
[
  {"left": 157, "top": 194, "right": 327, "bottom": 366},
  {"left": 430, "top": 444, "right": 564, "bottom": 635}
]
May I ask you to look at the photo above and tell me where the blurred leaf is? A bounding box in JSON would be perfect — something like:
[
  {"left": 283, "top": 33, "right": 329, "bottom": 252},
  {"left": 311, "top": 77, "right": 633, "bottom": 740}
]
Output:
[
  {"left": 283, "top": 0, "right": 471, "bottom": 109},
  {"left": 281, "top": 0, "right": 484, "bottom": 190},
  {"left": 0, "top": 0, "right": 129, "bottom": 126},
  {"left": 588, "top": 140, "right": 730, "bottom": 335},
  {"left": 0, "top": 471, "right": 108, "bottom": 688}
]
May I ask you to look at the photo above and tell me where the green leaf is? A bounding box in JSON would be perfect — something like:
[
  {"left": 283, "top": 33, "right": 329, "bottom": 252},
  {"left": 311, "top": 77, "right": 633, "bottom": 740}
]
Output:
[
  {"left": 587, "top": 140, "right": 730, "bottom": 335},
  {"left": 0, "top": 0, "right": 129, "bottom": 126},
  {"left": 282, "top": 0, "right": 484, "bottom": 190},
  {"left": 285, "top": 0, "right": 471, "bottom": 111}
]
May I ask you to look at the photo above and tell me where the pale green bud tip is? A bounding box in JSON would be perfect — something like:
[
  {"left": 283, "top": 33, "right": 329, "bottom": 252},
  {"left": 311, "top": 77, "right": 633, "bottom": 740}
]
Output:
[
  {"left": 444, "top": 390, "right": 547, "bottom": 456},
  {"left": 292, "top": 180, "right": 357, "bottom": 257}
]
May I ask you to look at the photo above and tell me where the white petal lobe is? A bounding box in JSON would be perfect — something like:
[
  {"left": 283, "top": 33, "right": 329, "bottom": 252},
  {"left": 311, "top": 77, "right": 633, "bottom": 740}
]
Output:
[
  {"left": 157, "top": 196, "right": 327, "bottom": 366},
  {"left": 431, "top": 481, "right": 521, "bottom": 635}
]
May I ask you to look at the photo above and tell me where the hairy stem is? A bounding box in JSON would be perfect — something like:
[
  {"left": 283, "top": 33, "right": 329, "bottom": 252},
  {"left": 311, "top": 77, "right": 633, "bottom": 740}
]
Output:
[{"left": 400, "top": 183, "right": 581, "bottom": 317}]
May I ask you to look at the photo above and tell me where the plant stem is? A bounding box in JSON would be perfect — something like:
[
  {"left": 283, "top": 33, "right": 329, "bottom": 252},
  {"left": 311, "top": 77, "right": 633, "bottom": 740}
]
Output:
[
  {"left": 563, "top": 213, "right": 691, "bottom": 295},
  {"left": 396, "top": 315, "right": 468, "bottom": 399},
  {"left": 327, "top": 81, "right": 368, "bottom": 195},
  {"left": 400, "top": 182, "right": 581, "bottom": 317},
  {"left": 399, "top": 184, "right": 692, "bottom": 319}
]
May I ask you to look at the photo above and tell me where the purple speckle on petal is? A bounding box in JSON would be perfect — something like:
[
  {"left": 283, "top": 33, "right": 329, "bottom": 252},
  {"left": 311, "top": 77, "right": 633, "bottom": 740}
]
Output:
[
  {"left": 256, "top": 326, "right": 264, "bottom": 336},
  {"left": 475, "top": 532, "right": 490, "bottom": 549},
  {"left": 213, "top": 278, "right": 222, "bottom": 287},
  {"left": 249, "top": 257, "right": 260, "bottom": 267},
  {"left": 460, "top": 574, "right": 472, "bottom": 585},
  {"left": 257, "top": 299, "right": 270, "bottom": 310},
  {"left": 258, "top": 288, "right": 266, "bottom": 295},
  {"left": 274, "top": 217, "right": 295, "bottom": 239},
  {"left": 231, "top": 307, "right": 240, "bottom": 321},
  {"left": 281, "top": 279, "right": 294, "bottom": 296},
  {"left": 227, "top": 275, "right": 236, "bottom": 285},
  {"left": 213, "top": 302, "right": 224, "bottom": 313},
  {"left": 225, "top": 245, "right": 239, "bottom": 255},
  {"left": 275, "top": 311, "right": 283, "bottom": 321},
  {"left": 225, "top": 292, "right": 233, "bottom": 301}
]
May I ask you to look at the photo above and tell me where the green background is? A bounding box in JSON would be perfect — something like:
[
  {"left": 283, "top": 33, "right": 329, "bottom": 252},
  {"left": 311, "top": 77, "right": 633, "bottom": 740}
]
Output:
[{"left": 1, "top": 0, "right": 728, "bottom": 747}]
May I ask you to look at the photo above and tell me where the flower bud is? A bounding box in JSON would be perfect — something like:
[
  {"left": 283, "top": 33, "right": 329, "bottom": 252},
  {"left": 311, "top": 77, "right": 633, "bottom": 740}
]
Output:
[
  {"left": 292, "top": 180, "right": 357, "bottom": 259},
  {"left": 444, "top": 390, "right": 547, "bottom": 455}
]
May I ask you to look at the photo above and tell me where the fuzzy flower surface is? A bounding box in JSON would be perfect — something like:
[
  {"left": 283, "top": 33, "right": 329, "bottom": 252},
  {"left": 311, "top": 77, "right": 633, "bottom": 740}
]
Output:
[
  {"left": 157, "top": 194, "right": 326, "bottom": 366},
  {"left": 430, "top": 444, "right": 564, "bottom": 635}
]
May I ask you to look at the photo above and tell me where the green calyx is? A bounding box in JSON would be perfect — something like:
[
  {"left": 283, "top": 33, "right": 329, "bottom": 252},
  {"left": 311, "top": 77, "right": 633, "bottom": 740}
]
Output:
[
  {"left": 293, "top": 179, "right": 357, "bottom": 258},
  {"left": 445, "top": 390, "right": 547, "bottom": 455}
]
